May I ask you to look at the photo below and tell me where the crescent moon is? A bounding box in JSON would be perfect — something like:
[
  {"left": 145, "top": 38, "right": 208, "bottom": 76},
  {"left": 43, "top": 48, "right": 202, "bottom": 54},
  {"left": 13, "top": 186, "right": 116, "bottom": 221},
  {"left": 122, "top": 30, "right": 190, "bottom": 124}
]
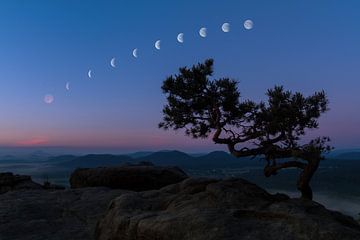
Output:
[
  {"left": 244, "top": 19, "right": 254, "bottom": 30},
  {"left": 65, "top": 82, "right": 70, "bottom": 91},
  {"left": 110, "top": 57, "right": 116, "bottom": 68},
  {"left": 199, "top": 27, "right": 207, "bottom": 38},
  {"left": 88, "top": 70, "right": 92, "bottom": 79},
  {"left": 132, "top": 48, "right": 138, "bottom": 58},
  {"left": 177, "top": 33, "right": 184, "bottom": 43},
  {"left": 155, "top": 40, "right": 161, "bottom": 50},
  {"left": 222, "top": 23, "right": 230, "bottom": 33}
]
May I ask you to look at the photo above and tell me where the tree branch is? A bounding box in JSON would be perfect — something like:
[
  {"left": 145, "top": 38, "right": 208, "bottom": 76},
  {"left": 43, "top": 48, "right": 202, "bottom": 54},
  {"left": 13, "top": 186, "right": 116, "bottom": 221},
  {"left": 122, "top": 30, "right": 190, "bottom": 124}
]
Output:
[{"left": 264, "top": 161, "right": 306, "bottom": 177}]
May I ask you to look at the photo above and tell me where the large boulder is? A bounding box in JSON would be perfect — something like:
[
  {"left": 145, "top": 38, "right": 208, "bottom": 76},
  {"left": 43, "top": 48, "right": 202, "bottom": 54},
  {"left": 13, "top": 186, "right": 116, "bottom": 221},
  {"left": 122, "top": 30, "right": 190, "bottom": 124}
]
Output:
[
  {"left": 0, "top": 187, "right": 129, "bottom": 240},
  {"left": 70, "top": 165, "right": 188, "bottom": 191},
  {"left": 0, "top": 172, "right": 43, "bottom": 194},
  {"left": 96, "top": 177, "right": 360, "bottom": 240}
]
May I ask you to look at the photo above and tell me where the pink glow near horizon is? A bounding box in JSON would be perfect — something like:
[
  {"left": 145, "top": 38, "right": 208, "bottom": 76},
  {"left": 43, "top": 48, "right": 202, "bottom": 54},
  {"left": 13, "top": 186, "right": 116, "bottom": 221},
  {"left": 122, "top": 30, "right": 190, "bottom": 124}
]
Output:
[{"left": 15, "top": 137, "right": 49, "bottom": 147}]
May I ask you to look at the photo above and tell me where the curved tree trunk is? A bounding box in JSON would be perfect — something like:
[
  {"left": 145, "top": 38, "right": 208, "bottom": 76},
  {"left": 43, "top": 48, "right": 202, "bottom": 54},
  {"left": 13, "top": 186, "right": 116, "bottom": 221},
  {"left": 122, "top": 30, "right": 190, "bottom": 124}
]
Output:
[{"left": 296, "top": 158, "right": 320, "bottom": 200}]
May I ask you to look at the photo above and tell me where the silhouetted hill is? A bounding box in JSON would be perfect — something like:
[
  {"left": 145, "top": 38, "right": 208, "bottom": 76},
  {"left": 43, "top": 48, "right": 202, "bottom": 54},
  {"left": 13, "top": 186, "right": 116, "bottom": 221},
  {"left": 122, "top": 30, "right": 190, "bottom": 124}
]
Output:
[
  {"left": 137, "top": 150, "right": 193, "bottom": 166},
  {"left": 136, "top": 150, "right": 261, "bottom": 168},
  {"left": 51, "top": 150, "right": 264, "bottom": 170},
  {"left": 127, "top": 151, "right": 154, "bottom": 158},
  {"left": 57, "top": 154, "right": 132, "bottom": 168},
  {"left": 47, "top": 155, "right": 77, "bottom": 163}
]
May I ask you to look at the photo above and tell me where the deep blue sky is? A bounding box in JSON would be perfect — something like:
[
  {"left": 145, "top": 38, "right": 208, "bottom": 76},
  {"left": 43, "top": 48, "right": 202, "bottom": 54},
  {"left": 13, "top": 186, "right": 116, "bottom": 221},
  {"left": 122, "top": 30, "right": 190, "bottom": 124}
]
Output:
[{"left": 0, "top": 0, "right": 359, "bottom": 152}]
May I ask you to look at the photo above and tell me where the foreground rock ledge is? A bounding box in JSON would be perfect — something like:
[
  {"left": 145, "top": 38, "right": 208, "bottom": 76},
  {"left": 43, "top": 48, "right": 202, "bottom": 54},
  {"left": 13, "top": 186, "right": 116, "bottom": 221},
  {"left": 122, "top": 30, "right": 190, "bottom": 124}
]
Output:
[
  {"left": 96, "top": 177, "right": 360, "bottom": 240},
  {"left": 70, "top": 165, "right": 188, "bottom": 191},
  {"left": 0, "top": 187, "right": 129, "bottom": 240},
  {"left": 0, "top": 172, "right": 43, "bottom": 194}
]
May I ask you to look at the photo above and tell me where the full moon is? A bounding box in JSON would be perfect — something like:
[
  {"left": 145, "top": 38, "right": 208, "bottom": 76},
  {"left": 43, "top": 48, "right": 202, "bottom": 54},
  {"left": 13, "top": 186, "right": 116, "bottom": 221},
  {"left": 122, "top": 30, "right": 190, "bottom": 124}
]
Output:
[
  {"left": 244, "top": 19, "right": 254, "bottom": 30},
  {"left": 44, "top": 94, "right": 54, "bottom": 104},
  {"left": 199, "top": 27, "right": 207, "bottom": 37},
  {"left": 222, "top": 23, "right": 230, "bottom": 32},
  {"left": 88, "top": 70, "right": 92, "bottom": 79},
  {"left": 65, "top": 82, "right": 70, "bottom": 91},
  {"left": 132, "top": 48, "right": 138, "bottom": 58},
  {"left": 155, "top": 40, "right": 161, "bottom": 50},
  {"left": 110, "top": 57, "right": 116, "bottom": 68},
  {"left": 177, "top": 33, "right": 184, "bottom": 43}
]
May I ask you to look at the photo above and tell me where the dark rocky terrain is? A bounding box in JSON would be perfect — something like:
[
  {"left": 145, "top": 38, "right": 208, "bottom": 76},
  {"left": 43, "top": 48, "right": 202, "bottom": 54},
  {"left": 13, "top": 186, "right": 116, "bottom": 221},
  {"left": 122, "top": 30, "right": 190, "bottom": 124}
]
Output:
[
  {"left": 0, "top": 172, "right": 63, "bottom": 194},
  {"left": 70, "top": 164, "right": 188, "bottom": 190},
  {"left": 0, "top": 187, "right": 128, "bottom": 240},
  {"left": 96, "top": 177, "right": 360, "bottom": 240},
  {"left": 1, "top": 165, "right": 360, "bottom": 240}
]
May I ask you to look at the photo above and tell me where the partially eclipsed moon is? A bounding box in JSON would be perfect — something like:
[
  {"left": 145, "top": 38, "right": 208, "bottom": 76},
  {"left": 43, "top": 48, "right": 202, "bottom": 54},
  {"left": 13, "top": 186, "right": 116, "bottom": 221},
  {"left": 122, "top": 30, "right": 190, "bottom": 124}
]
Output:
[
  {"left": 132, "top": 48, "right": 138, "bottom": 58},
  {"left": 88, "top": 70, "right": 92, "bottom": 78},
  {"left": 199, "top": 27, "right": 207, "bottom": 38},
  {"left": 177, "top": 33, "right": 184, "bottom": 43},
  {"left": 44, "top": 94, "right": 54, "bottom": 104},
  {"left": 222, "top": 23, "right": 230, "bottom": 32},
  {"left": 65, "top": 82, "right": 70, "bottom": 91},
  {"left": 110, "top": 57, "right": 116, "bottom": 68},
  {"left": 155, "top": 40, "right": 161, "bottom": 50},
  {"left": 244, "top": 19, "right": 254, "bottom": 30}
]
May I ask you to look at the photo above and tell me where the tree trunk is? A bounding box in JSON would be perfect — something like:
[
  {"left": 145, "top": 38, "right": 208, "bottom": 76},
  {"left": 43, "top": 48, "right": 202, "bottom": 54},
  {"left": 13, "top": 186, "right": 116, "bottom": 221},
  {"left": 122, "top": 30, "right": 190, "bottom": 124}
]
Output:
[{"left": 297, "top": 159, "right": 320, "bottom": 200}]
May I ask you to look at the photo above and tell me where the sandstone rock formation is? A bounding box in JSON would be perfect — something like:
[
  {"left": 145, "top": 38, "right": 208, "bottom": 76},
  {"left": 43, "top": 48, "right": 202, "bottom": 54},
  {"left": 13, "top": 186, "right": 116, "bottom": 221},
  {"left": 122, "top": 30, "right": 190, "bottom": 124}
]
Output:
[
  {"left": 96, "top": 177, "right": 360, "bottom": 240},
  {"left": 0, "top": 172, "right": 43, "bottom": 194},
  {"left": 70, "top": 165, "right": 188, "bottom": 191},
  {"left": 0, "top": 187, "right": 129, "bottom": 240}
]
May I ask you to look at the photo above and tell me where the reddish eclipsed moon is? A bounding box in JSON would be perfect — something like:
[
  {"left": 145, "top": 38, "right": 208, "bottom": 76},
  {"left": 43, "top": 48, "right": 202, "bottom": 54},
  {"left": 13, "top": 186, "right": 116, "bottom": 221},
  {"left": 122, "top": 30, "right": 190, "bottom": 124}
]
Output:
[{"left": 44, "top": 94, "right": 54, "bottom": 104}]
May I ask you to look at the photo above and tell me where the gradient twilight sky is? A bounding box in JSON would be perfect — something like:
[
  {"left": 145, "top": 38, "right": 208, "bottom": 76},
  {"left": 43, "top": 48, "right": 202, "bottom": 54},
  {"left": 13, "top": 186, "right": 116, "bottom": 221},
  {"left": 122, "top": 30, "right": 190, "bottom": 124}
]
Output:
[{"left": 0, "top": 0, "right": 359, "bottom": 152}]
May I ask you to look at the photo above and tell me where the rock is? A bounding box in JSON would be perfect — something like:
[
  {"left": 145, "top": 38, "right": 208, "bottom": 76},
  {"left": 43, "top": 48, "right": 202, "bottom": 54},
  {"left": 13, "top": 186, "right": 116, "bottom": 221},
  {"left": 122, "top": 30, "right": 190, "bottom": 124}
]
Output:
[
  {"left": 96, "top": 177, "right": 360, "bottom": 240},
  {"left": 43, "top": 181, "right": 66, "bottom": 190},
  {"left": 69, "top": 165, "right": 188, "bottom": 191},
  {"left": 0, "top": 187, "right": 129, "bottom": 240},
  {"left": 0, "top": 172, "right": 43, "bottom": 194}
]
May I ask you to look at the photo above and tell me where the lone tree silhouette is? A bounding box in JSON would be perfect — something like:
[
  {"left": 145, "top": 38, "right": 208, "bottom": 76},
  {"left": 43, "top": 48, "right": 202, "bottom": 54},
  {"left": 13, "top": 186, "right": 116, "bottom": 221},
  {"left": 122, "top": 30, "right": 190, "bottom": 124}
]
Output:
[{"left": 159, "top": 59, "right": 332, "bottom": 200}]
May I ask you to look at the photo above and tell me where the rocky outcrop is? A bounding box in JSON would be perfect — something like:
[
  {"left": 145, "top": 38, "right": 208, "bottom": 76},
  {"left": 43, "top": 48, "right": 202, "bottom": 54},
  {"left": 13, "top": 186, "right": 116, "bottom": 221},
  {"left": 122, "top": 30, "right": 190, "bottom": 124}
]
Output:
[
  {"left": 0, "top": 172, "right": 43, "bottom": 194},
  {"left": 0, "top": 187, "right": 129, "bottom": 240},
  {"left": 70, "top": 165, "right": 188, "bottom": 191},
  {"left": 96, "top": 177, "right": 360, "bottom": 240}
]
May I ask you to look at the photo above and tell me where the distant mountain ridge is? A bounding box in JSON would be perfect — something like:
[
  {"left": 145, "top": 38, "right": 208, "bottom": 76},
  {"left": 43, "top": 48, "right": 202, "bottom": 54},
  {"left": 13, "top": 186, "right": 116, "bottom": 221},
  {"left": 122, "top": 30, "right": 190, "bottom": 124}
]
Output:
[
  {"left": 56, "top": 154, "right": 133, "bottom": 168},
  {"left": 51, "top": 150, "right": 261, "bottom": 169}
]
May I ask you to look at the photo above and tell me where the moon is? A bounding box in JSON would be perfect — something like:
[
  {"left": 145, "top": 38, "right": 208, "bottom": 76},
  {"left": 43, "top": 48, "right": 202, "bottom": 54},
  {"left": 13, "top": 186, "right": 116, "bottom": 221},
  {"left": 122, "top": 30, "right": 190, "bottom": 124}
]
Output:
[
  {"left": 155, "top": 40, "right": 161, "bottom": 50},
  {"left": 88, "top": 70, "right": 92, "bottom": 79},
  {"left": 65, "top": 82, "right": 70, "bottom": 91},
  {"left": 199, "top": 27, "right": 207, "bottom": 38},
  {"left": 177, "top": 33, "right": 184, "bottom": 43},
  {"left": 110, "top": 57, "right": 116, "bottom": 68},
  {"left": 132, "top": 48, "right": 138, "bottom": 58},
  {"left": 244, "top": 19, "right": 254, "bottom": 30},
  {"left": 222, "top": 23, "right": 230, "bottom": 32},
  {"left": 44, "top": 94, "right": 54, "bottom": 104}
]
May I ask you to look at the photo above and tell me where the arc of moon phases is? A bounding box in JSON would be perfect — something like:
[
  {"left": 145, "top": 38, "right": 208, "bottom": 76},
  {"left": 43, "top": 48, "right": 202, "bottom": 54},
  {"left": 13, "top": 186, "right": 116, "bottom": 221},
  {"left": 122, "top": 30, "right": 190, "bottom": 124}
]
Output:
[
  {"left": 244, "top": 19, "right": 254, "bottom": 30},
  {"left": 155, "top": 40, "right": 161, "bottom": 50},
  {"left": 65, "top": 82, "right": 70, "bottom": 91},
  {"left": 110, "top": 57, "right": 116, "bottom": 68},
  {"left": 222, "top": 23, "right": 230, "bottom": 32},
  {"left": 44, "top": 94, "right": 54, "bottom": 104},
  {"left": 199, "top": 27, "right": 207, "bottom": 38},
  {"left": 177, "top": 33, "right": 184, "bottom": 43},
  {"left": 88, "top": 70, "right": 92, "bottom": 78},
  {"left": 132, "top": 48, "right": 138, "bottom": 58}
]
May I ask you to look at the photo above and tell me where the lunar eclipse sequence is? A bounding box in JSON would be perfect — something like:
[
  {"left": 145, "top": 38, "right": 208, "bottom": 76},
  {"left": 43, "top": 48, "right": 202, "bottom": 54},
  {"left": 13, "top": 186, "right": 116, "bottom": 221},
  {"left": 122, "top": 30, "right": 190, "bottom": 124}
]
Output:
[{"left": 43, "top": 19, "right": 254, "bottom": 105}]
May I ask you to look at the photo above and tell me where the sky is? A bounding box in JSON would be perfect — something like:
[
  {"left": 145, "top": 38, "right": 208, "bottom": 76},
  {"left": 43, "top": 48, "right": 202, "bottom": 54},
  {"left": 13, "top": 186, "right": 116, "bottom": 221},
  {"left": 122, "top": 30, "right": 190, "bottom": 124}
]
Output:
[{"left": 0, "top": 0, "right": 359, "bottom": 152}]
